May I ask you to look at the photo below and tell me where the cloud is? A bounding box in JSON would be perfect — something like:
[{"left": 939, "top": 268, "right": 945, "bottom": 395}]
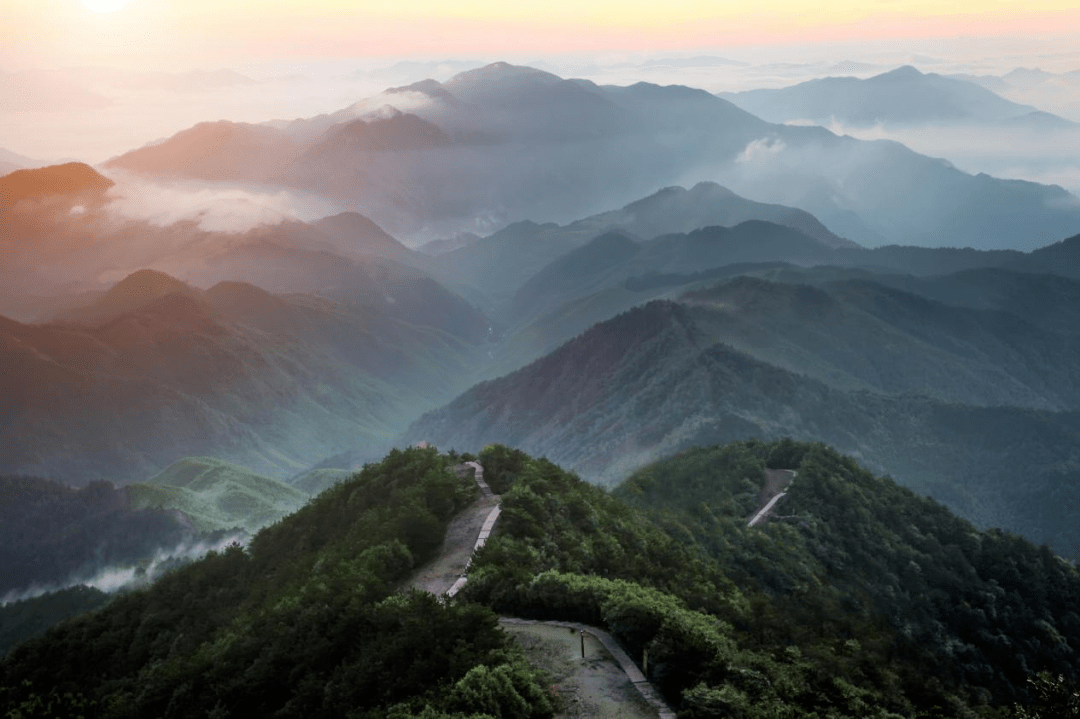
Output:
[
  {"left": 1044, "top": 190, "right": 1080, "bottom": 210},
  {"left": 736, "top": 137, "right": 787, "bottom": 164},
  {"left": 83, "top": 531, "right": 249, "bottom": 592},
  {"left": 352, "top": 92, "right": 435, "bottom": 119},
  {"left": 813, "top": 120, "right": 1080, "bottom": 195},
  {"left": 104, "top": 173, "right": 339, "bottom": 233}
]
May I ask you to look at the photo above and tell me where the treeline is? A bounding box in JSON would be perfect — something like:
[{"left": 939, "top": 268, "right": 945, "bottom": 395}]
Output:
[
  {"left": 0, "top": 448, "right": 555, "bottom": 719},
  {"left": 0, "top": 586, "right": 111, "bottom": 656},
  {"left": 466, "top": 441, "right": 1080, "bottom": 717}
]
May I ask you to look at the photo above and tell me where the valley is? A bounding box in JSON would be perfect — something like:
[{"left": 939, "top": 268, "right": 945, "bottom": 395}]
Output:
[{"left": 3, "top": 36, "right": 1080, "bottom": 716}]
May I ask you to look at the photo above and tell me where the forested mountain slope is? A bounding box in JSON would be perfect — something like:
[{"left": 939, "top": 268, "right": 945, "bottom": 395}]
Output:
[
  {"left": 4, "top": 443, "right": 1078, "bottom": 717},
  {"left": 0, "top": 448, "right": 557, "bottom": 719},
  {"left": 408, "top": 297, "right": 1080, "bottom": 556},
  {"left": 679, "top": 276, "right": 1080, "bottom": 409},
  {"left": 466, "top": 442, "right": 1080, "bottom": 716},
  {"left": 0, "top": 272, "right": 479, "bottom": 484}
]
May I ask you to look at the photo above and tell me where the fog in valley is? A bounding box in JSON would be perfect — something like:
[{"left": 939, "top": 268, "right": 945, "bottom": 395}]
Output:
[
  {"left": 0, "top": 530, "right": 248, "bottom": 606},
  {"left": 7, "top": 4, "right": 1080, "bottom": 716}
]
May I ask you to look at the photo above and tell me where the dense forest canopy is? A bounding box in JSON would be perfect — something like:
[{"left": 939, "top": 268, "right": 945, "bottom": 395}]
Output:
[
  {"left": 3, "top": 441, "right": 1079, "bottom": 718},
  {"left": 0, "top": 448, "right": 555, "bottom": 719},
  {"left": 469, "top": 441, "right": 1080, "bottom": 717}
]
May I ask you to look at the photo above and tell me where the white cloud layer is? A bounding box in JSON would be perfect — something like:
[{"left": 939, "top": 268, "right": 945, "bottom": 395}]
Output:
[
  {"left": 0, "top": 531, "right": 249, "bottom": 606},
  {"left": 736, "top": 137, "right": 786, "bottom": 164},
  {"left": 104, "top": 174, "right": 339, "bottom": 233}
]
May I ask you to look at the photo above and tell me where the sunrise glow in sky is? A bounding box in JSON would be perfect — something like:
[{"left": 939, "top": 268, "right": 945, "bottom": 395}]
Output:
[{"left": 3, "top": 0, "right": 1080, "bottom": 69}]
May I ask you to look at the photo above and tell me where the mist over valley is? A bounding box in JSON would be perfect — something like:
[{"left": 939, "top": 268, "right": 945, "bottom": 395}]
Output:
[{"left": 3, "top": 11, "right": 1080, "bottom": 715}]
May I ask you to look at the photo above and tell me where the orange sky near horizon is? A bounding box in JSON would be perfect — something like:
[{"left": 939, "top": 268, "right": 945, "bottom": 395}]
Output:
[{"left": 2, "top": 0, "right": 1079, "bottom": 68}]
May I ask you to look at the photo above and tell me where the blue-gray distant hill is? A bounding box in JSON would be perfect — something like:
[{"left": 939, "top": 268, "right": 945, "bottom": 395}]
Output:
[
  {"left": 479, "top": 218, "right": 1079, "bottom": 341},
  {"left": 718, "top": 65, "right": 1077, "bottom": 129},
  {"left": 427, "top": 181, "right": 858, "bottom": 311}
]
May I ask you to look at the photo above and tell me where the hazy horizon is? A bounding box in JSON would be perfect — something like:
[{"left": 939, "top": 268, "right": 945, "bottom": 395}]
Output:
[
  {"left": 4, "top": 2, "right": 1080, "bottom": 249},
  {"left": 5, "top": 41, "right": 1080, "bottom": 158}
]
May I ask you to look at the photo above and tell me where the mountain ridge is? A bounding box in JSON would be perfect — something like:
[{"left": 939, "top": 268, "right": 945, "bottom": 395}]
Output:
[
  {"left": 101, "top": 62, "right": 1080, "bottom": 249},
  {"left": 0, "top": 269, "right": 482, "bottom": 485},
  {"left": 718, "top": 64, "right": 1071, "bottom": 127},
  {"left": 407, "top": 289, "right": 1080, "bottom": 555}
]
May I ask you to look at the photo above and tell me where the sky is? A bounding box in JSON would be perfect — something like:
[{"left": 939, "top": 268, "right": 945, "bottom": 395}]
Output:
[
  {"left": 2, "top": 0, "right": 1080, "bottom": 183},
  {"left": 3, "top": 1, "right": 1080, "bottom": 70}
]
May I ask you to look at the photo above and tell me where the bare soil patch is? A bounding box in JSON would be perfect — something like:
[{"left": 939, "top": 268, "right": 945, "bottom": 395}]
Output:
[{"left": 501, "top": 623, "right": 658, "bottom": 719}]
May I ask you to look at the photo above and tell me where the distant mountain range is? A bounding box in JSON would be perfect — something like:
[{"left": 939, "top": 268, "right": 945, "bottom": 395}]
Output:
[
  {"left": 958, "top": 66, "right": 1080, "bottom": 93},
  {"left": 6, "top": 100, "right": 1080, "bottom": 566},
  {"left": 0, "top": 164, "right": 490, "bottom": 344},
  {"left": 951, "top": 66, "right": 1080, "bottom": 120},
  {"left": 5, "top": 160, "right": 1080, "bottom": 505},
  {"left": 0, "top": 269, "right": 480, "bottom": 485},
  {"left": 104, "top": 62, "right": 1080, "bottom": 249},
  {"left": 426, "top": 181, "right": 856, "bottom": 312},
  {"left": 718, "top": 65, "right": 1076, "bottom": 128},
  {"left": 457, "top": 221, "right": 1080, "bottom": 380}
]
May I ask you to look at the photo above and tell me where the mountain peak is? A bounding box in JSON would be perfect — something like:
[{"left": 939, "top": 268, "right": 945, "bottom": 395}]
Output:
[
  {"left": 0, "top": 162, "right": 114, "bottom": 212},
  {"left": 876, "top": 65, "right": 925, "bottom": 81},
  {"left": 105, "top": 269, "right": 196, "bottom": 307},
  {"left": 445, "top": 62, "right": 562, "bottom": 88},
  {"left": 112, "top": 268, "right": 189, "bottom": 293},
  {"left": 57, "top": 269, "right": 200, "bottom": 326},
  {"left": 312, "top": 211, "right": 410, "bottom": 258},
  {"left": 688, "top": 181, "right": 737, "bottom": 198}
]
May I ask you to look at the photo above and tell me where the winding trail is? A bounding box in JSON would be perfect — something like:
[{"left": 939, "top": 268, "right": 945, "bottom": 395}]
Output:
[
  {"left": 405, "top": 462, "right": 499, "bottom": 596},
  {"left": 409, "top": 455, "right": 677, "bottom": 719}
]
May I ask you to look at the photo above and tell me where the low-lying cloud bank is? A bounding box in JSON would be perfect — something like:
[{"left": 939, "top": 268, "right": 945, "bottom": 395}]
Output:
[
  {"left": 103, "top": 173, "right": 340, "bottom": 233},
  {"left": 814, "top": 120, "right": 1080, "bottom": 196}
]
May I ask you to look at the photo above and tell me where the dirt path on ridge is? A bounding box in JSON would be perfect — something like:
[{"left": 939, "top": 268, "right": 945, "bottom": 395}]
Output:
[{"left": 406, "top": 467, "right": 499, "bottom": 595}]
